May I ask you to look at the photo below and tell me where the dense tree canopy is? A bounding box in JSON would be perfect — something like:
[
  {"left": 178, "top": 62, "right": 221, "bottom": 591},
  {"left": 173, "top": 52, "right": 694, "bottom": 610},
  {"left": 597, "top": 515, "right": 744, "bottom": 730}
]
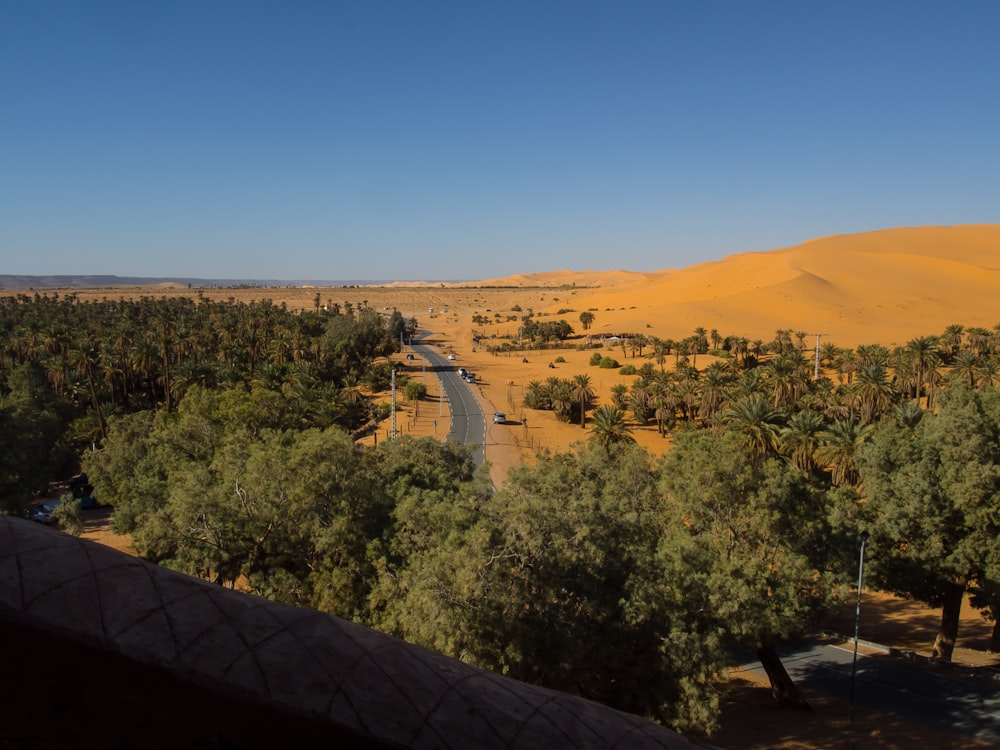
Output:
[{"left": 855, "top": 384, "right": 1000, "bottom": 658}]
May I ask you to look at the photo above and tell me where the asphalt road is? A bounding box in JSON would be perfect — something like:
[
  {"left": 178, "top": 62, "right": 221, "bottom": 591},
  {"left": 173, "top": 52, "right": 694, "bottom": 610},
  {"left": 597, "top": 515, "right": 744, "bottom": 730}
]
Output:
[
  {"left": 410, "top": 339, "right": 487, "bottom": 467},
  {"left": 738, "top": 639, "right": 1000, "bottom": 744}
]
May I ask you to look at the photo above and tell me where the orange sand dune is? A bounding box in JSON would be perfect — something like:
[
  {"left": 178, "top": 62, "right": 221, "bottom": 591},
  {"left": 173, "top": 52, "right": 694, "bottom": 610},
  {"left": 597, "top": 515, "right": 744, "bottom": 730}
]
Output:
[{"left": 527, "top": 225, "right": 1000, "bottom": 348}]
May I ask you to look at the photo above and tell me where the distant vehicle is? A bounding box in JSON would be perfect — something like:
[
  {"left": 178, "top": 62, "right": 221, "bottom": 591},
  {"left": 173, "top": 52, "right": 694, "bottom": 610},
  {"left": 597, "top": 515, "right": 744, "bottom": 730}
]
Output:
[
  {"left": 27, "top": 501, "right": 59, "bottom": 525},
  {"left": 464, "top": 373, "right": 475, "bottom": 383},
  {"left": 493, "top": 412, "right": 506, "bottom": 424},
  {"left": 457, "top": 367, "right": 467, "bottom": 377},
  {"left": 447, "top": 353, "right": 456, "bottom": 360},
  {"left": 405, "top": 353, "right": 415, "bottom": 360}
]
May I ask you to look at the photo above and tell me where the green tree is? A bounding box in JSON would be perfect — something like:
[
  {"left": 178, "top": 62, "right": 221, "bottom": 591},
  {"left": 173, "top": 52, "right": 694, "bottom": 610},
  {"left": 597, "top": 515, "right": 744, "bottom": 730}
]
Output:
[
  {"left": 0, "top": 363, "right": 71, "bottom": 511},
  {"left": 571, "top": 373, "right": 594, "bottom": 428},
  {"left": 780, "top": 409, "right": 825, "bottom": 475},
  {"left": 720, "top": 393, "right": 783, "bottom": 463},
  {"left": 856, "top": 384, "right": 1000, "bottom": 660},
  {"left": 659, "top": 431, "right": 839, "bottom": 709},
  {"left": 588, "top": 405, "right": 634, "bottom": 449},
  {"left": 374, "top": 441, "right": 723, "bottom": 733},
  {"left": 817, "top": 417, "right": 873, "bottom": 487}
]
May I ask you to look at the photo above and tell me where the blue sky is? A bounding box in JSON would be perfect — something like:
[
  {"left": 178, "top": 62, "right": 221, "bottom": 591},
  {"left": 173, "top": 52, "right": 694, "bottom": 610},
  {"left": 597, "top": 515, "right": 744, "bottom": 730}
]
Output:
[{"left": 2, "top": 1, "right": 997, "bottom": 281}]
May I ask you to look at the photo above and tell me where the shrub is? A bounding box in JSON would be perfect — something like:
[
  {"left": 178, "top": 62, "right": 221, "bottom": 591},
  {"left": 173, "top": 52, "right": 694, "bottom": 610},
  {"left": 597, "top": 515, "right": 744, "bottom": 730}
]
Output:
[
  {"left": 619, "top": 364, "right": 637, "bottom": 375},
  {"left": 404, "top": 381, "right": 427, "bottom": 401},
  {"left": 554, "top": 356, "right": 566, "bottom": 363},
  {"left": 53, "top": 498, "right": 84, "bottom": 536},
  {"left": 599, "top": 357, "right": 621, "bottom": 369},
  {"left": 589, "top": 352, "right": 604, "bottom": 366}
]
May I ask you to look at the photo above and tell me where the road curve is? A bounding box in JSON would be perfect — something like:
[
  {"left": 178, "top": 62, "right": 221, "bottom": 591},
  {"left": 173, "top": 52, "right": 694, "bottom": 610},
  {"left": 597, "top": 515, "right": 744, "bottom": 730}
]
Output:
[{"left": 410, "top": 337, "right": 487, "bottom": 467}]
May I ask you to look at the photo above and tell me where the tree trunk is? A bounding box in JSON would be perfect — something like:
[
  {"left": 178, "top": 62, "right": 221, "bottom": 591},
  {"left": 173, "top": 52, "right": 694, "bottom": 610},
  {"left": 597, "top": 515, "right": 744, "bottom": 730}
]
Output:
[
  {"left": 756, "top": 643, "right": 810, "bottom": 710},
  {"left": 990, "top": 618, "right": 1000, "bottom": 654},
  {"left": 931, "top": 580, "right": 966, "bottom": 661}
]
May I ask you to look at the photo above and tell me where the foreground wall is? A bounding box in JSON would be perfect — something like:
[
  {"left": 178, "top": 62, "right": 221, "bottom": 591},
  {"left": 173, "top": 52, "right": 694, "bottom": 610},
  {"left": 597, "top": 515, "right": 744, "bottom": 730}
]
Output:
[{"left": 0, "top": 517, "right": 708, "bottom": 749}]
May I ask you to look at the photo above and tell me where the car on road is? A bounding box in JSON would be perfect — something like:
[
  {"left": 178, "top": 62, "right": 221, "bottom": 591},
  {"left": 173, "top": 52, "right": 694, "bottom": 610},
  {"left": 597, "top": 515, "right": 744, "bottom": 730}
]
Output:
[
  {"left": 27, "top": 501, "right": 59, "bottom": 525},
  {"left": 493, "top": 412, "right": 506, "bottom": 424}
]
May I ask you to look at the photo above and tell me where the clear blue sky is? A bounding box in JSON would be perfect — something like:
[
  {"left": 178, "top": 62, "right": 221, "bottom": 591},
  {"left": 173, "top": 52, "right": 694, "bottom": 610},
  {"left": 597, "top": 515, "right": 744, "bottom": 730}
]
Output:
[{"left": 2, "top": 1, "right": 997, "bottom": 281}]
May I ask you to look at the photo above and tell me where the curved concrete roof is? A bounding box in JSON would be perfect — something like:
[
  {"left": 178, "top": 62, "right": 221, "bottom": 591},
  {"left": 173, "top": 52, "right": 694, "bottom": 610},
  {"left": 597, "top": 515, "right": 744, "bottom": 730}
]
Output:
[{"left": 0, "top": 517, "right": 708, "bottom": 749}]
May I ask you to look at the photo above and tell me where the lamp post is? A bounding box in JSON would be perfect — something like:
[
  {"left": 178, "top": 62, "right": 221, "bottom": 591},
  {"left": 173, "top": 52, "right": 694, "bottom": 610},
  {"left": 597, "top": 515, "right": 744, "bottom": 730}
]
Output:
[{"left": 848, "top": 530, "right": 870, "bottom": 723}]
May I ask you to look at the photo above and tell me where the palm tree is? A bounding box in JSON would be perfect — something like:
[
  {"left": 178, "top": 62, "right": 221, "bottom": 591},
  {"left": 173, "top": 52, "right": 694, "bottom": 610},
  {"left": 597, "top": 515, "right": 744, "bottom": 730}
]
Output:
[
  {"left": 816, "top": 417, "right": 873, "bottom": 487},
  {"left": 720, "top": 393, "right": 783, "bottom": 464},
  {"left": 633, "top": 333, "right": 648, "bottom": 358},
  {"left": 629, "top": 381, "right": 652, "bottom": 424},
  {"left": 523, "top": 380, "right": 547, "bottom": 409},
  {"left": 730, "top": 336, "right": 749, "bottom": 366},
  {"left": 850, "top": 363, "right": 896, "bottom": 423},
  {"left": 548, "top": 378, "right": 574, "bottom": 422},
  {"left": 571, "top": 373, "right": 594, "bottom": 428},
  {"left": 766, "top": 355, "right": 808, "bottom": 409},
  {"left": 588, "top": 405, "right": 634, "bottom": 449},
  {"left": 906, "top": 335, "right": 939, "bottom": 404},
  {"left": 710, "top": 329, "right": 722, "bottom": 350},
  {"left": 941, "top": 324, "right": 965, "bottom": 362},
  {"left": 609, "top": 383, "right": 629, "bottom": 410},
  {"left": 948, "top": 350, "right": 983, "bottom": 389},
  {"left": 698, "top": 361, "right": 730, "bottom": 419},
  {"left": 967, "top": 327, "right": 991, "bottom": 356},
  {"left": 892, "top": 400, "right": 924, "bottom": 431},
  {"left": 780, "top": 410, "right": 824, "bottom": 474}
]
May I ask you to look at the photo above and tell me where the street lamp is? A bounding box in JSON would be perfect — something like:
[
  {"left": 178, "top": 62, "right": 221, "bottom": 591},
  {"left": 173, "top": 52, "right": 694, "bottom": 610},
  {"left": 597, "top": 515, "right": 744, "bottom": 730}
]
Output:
[{"left": 848, "top": 530, "right": 870, "bottom": 723}]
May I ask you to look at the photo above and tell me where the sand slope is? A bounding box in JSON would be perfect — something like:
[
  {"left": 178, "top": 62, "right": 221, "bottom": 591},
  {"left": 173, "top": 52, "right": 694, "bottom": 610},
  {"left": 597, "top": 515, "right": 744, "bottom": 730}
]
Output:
[{"left": 529, "top": 225, "right": 1000, "bottom": 348}]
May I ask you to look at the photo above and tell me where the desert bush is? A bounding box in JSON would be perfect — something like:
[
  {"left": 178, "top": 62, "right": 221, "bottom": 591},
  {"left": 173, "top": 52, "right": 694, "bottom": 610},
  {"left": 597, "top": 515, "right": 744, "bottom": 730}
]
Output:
[
  {"left": 404, "top": 381, "right": 427, "bottom": 401},
  {"left": 53, "top": 498, "right": 84, "bottom": 536}
]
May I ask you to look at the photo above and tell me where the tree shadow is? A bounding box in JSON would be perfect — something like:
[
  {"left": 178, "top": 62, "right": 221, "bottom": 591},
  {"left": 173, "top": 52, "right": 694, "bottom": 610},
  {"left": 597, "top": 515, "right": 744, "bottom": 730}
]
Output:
[
  {"left": 825, "top": 590, "right": 995, "bottom": 654},
  {"left": 788, "top": 648, "right": 1000, "bottom": 747}
]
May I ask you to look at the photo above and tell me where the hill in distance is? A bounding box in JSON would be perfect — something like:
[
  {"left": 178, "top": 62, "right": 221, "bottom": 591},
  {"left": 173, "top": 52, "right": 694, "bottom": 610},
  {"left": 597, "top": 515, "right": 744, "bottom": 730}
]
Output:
[{"left": 524, "top": 224, "right": 1000, "bottom": 349}]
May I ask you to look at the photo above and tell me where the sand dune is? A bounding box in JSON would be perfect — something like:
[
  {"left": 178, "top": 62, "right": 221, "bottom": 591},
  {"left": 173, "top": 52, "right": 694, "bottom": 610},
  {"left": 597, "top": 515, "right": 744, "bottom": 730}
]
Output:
[{"left": 524, "top": 225, "right": 1000, "bottom": 348}]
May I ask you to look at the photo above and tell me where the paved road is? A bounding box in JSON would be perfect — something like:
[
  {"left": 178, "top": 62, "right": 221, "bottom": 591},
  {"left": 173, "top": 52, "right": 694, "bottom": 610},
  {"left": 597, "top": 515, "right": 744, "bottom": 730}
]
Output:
[
  {"left": 410, "top": 338, "right": 487, "bottom": 467},
  {"left": 738, "top": 639, "right": 1000, "bottom": 744}
]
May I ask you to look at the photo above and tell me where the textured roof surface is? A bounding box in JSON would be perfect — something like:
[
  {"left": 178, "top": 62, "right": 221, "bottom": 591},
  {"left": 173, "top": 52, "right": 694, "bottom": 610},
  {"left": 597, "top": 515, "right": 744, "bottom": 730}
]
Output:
[{"left": 0, "top": 517, "right": 707, "bottom": 749}]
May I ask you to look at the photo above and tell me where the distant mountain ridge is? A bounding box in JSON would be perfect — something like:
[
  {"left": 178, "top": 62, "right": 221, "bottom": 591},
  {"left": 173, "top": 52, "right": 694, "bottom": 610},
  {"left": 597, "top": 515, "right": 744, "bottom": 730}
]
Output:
[{"left": 0, "top": 275, "right": 411, "bottom": 289}]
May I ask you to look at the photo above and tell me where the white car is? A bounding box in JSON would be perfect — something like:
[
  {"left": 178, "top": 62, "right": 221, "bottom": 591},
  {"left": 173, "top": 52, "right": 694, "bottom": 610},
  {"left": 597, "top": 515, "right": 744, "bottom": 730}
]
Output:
[
  {"left": 447, "top": 353, "right": 456, "bottom": 360},
  {"left": 493, "top": 412, "right": 506, "bottom": 424}
]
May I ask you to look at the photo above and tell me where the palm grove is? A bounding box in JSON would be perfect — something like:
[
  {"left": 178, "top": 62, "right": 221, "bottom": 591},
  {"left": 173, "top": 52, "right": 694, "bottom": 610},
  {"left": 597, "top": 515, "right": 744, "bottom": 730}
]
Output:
[{"left": 2, "top": 293, "right": 999, "bottom": 735}]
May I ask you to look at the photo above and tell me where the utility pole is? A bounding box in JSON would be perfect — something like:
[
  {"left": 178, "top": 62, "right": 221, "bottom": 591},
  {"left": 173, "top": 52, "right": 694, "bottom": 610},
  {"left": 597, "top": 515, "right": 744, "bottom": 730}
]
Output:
[
  {"left": 390, "top": 366, "right": 397, "bottom": 439},
  {"left": 810, "top": 333, "right": 829, "bottom": 380},
  {"left": 849, "top": 530, "right": 871, "bottom": 723}
]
